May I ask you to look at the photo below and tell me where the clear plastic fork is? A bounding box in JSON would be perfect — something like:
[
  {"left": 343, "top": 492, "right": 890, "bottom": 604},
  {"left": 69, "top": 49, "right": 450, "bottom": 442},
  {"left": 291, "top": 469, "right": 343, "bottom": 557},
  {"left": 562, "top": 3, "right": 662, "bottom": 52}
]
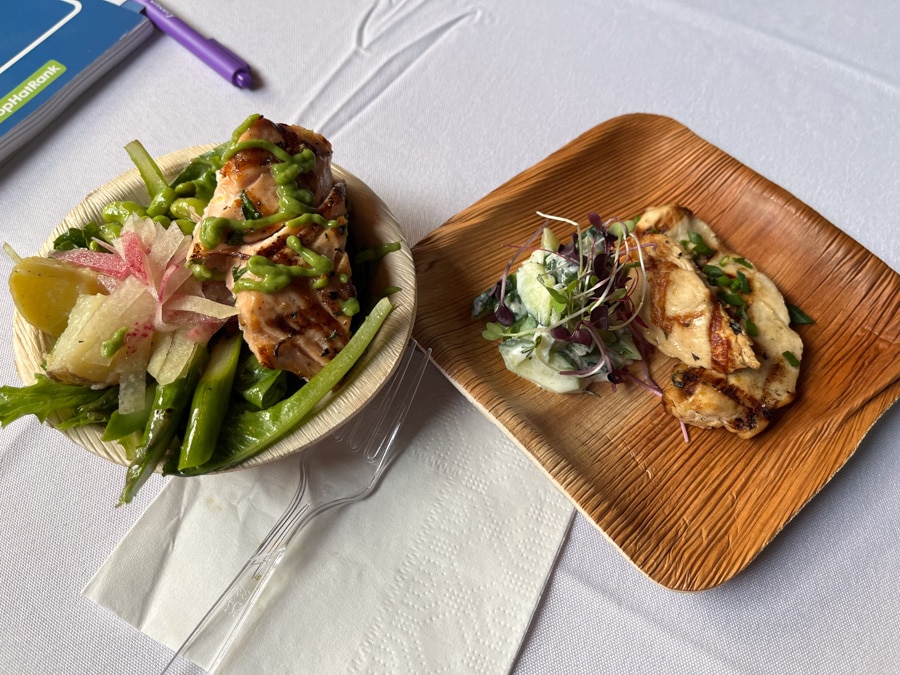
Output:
[{"left": 161, "top": 340, "right": 429, "bottom": 674}]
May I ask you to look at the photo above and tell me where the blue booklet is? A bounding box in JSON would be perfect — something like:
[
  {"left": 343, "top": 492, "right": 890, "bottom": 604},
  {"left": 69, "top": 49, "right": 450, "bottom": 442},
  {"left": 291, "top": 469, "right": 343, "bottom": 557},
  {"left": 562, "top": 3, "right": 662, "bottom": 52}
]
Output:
[{"left": 0, "top": 0, "right": 153, "bottom": 164}]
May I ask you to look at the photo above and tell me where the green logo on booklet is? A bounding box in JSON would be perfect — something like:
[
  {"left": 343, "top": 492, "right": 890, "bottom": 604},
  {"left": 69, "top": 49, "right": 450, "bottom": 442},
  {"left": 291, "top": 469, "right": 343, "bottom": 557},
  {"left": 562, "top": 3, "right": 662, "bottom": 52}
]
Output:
[{"left": 0, "top": 60, "right": 67, "bottom": 125}]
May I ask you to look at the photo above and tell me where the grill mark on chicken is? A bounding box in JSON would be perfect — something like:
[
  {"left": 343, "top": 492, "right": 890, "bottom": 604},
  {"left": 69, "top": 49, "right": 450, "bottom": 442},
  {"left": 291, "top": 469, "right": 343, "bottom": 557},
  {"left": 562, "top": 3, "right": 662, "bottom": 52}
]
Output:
[
  {"left": 634, "top": 211, "right": 759, "bottom": 374},
  {"left": 189, "top": 116, "right": 357, "bottom": 380},
  {"left": 631, "top": 205, "right": 802, "bottom": 438}
]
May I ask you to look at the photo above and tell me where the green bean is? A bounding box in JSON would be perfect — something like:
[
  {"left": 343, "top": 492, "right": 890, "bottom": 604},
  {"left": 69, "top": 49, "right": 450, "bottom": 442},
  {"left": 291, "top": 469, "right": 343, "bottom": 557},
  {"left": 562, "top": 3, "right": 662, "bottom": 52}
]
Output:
[
  {"left": 146, "top": 187, "right": 176, "bottom": 218},
  {"left": 178, "top": 332, "right": 243, "bottom": 470},
  {"left": 174, "top": 218, "right": 196, "bottom": 235},
  {"left": 170, "top": 197, "right": 207, "bottom": 221}
]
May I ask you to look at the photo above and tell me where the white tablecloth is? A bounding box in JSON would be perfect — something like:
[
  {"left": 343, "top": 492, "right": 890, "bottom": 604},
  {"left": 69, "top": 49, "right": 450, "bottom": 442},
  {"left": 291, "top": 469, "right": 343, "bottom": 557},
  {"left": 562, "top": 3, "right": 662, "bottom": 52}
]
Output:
[{"left": 1, "top": 1, "right": 898, "bottom": 673}]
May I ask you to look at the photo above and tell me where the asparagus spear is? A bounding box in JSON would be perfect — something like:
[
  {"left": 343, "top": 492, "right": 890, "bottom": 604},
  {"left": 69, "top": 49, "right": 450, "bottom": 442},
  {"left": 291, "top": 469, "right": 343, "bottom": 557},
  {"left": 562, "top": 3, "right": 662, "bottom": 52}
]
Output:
[
  {"left": 178, "top": 331, "right": 243, "bottom": 470},
  {"left": 117, "top": 344, "right": 207, "bottom": 506}
]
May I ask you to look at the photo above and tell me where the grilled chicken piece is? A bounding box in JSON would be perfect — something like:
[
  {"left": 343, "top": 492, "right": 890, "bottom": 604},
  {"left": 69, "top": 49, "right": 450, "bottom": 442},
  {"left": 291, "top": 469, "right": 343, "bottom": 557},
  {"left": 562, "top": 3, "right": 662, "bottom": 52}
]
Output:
[
  {"left": 633, "top": 206, "right": 759, "bottom": 374},
  {"left": 632, "top": 205, "right": 802, "bottom": 438},
  {"left": 189, "top": 116, "right": 356, "bottom": 380}
]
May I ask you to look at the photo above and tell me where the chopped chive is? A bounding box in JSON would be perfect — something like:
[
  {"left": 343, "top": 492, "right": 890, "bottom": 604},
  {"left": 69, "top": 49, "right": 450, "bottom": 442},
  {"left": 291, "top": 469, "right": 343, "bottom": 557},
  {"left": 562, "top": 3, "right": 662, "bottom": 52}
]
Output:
[
  {"left": 702, "top": 264, "right": 725, "bottom": 279},
  {"left": 787, "top": 303, "right": 815, "bottom": 325},
  {"left": 783, "top": 350, "right": 800, "bottom": 367},
  {"left": 686, "top": 231, "right": 714, "bottom": 256},
  {"left": 719, "top": 291, "right": 745, "bottom": 307}
]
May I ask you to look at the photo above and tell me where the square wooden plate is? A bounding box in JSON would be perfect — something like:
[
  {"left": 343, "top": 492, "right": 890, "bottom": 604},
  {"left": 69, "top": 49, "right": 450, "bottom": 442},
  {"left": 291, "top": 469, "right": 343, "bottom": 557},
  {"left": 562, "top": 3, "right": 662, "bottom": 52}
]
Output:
[{"left": 411, "top": 114, "right": 900, "bottom": 591}]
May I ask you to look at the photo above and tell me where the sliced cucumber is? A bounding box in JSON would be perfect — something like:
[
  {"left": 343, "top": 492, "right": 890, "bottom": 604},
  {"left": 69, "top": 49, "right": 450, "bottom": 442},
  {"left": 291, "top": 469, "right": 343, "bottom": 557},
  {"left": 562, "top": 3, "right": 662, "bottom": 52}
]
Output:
[
  {"left": 516, "top": 261, "right": 556, "bottom": 326},
  {"left": 498, "top": 339, "right": 583, "bottom": 394},
  {"left": 540, "top": 226, "right": 560, "bottom": 256}
]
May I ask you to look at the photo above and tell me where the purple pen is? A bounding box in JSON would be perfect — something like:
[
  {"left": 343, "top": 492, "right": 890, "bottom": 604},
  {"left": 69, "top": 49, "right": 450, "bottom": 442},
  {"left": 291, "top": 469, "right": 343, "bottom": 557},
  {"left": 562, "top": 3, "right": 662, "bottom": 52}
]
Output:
[{"left": 135, "top": 0, "right": 253, "bottom": 89}]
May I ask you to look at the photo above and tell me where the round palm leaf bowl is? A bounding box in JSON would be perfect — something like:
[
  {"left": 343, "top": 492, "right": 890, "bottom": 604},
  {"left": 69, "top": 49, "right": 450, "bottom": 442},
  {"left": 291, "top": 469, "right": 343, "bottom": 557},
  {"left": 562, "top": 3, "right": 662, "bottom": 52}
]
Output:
[{"left": 11, "top": 144, "right": 416, "bottom": 473}]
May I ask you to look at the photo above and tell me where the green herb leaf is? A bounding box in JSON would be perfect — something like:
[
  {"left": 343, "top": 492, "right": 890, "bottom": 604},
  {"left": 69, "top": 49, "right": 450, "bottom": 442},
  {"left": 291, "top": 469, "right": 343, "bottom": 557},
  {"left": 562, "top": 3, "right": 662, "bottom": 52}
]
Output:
[
  {"left": 547, "top": 287, "right": 568, "bottom": 312},
  {"left": 783, "top": 350, "right": 800, "bottom": 367},
  {"left": 719, "top": 291, "right": 745, "bottom": 307},
  {"left": 787, "top": 303, "right": 815, "bottom": 325},
  {"left": 53, "top": 222, "right": 105, "bottom": 251},
  {"left": 0, "top": 375, "right": 118, "bottom": 428},
  {"left": 483, "top": 322, "right": 507, "bottom": 341},
  {"left": 240, "top": 191, "right": 262, "bottom": 220}
]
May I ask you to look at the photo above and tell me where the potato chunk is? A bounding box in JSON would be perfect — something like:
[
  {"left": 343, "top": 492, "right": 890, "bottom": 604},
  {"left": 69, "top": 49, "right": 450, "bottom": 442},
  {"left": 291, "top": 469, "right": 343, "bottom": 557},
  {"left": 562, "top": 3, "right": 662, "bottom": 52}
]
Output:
[{"left": 9, "top": 256, "right": 105, "bottom": 336}]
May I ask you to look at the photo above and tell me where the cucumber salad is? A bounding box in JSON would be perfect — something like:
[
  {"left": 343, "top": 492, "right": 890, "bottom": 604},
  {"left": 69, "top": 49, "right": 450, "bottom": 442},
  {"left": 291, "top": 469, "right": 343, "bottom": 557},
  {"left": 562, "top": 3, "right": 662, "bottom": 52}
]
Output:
[{"left": 472, "top": 212, "right": 650, "bottom": 394}]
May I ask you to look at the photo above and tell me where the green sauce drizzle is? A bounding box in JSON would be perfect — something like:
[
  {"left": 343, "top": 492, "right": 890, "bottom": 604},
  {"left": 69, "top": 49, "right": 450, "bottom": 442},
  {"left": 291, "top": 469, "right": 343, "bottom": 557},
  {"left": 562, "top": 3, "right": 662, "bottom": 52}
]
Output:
[
  {"left": 198, "top": 115, "right": 323, "bottom": 250},
  {"left": 339, "top": 297, "right": 360, "bottom": 317},
  {"left": 196, "top": 114, "right": 352, "bottom": 298},
  {"left": 233, "top": 240, "right": 335, "bottom": 293},
  {"left": 101, "top": 326, "right": 128, "bottom": 358}
]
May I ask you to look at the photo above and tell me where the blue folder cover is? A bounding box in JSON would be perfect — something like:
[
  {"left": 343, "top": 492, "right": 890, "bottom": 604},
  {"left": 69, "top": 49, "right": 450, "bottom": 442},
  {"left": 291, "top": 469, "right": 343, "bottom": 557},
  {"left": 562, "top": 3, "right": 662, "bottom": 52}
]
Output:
[{"left": 0, "top": 0, "right": 152, "bottom": 163}]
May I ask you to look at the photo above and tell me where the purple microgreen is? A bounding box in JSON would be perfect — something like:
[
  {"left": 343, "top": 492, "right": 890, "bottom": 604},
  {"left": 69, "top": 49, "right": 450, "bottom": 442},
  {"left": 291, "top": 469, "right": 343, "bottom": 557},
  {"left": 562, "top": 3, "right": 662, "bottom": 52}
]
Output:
[
  {"left": 550, "top": 325, "right": 572, "bottom": 341},
  {"left": 620, "top": 369, "right": 663, "bottom": 397},
  {"left": 571, "top": 327, "right": 592, "bottom": 345},
  {"left": 589, "top": 304, "right": 609, "bottom": 330},
  {"left": 494, "top": 303, "right": 516, "bottom": 326},
  {"left": 587, "top": 211, "right": 606, "bottom": 234}
]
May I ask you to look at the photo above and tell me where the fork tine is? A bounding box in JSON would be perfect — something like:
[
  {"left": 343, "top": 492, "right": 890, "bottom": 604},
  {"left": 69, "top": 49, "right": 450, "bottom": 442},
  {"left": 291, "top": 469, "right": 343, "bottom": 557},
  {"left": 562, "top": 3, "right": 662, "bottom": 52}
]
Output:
[
  {"left": 265, "top": 342, "right": 426, "bottom": 552},
  {"left": 257, "top": 342, "right": 425, "bottom": 556}
]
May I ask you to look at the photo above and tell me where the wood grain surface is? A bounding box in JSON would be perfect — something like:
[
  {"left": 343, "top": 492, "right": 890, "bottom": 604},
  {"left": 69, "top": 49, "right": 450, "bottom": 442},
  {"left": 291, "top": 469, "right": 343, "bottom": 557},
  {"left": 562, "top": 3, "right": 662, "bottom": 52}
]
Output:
[
  {"left": 13, "top": 146, "right": 416, "bottom": 473},
  {"left": 412, "top": 113, "right": 900, "bottom": 591}
]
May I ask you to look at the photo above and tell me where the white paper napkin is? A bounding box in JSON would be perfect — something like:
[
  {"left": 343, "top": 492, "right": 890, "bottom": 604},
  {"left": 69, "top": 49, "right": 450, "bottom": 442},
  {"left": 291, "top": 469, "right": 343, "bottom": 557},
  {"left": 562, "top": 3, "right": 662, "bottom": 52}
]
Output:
[{"left": 83, "top": 357, "right": 574, "bottom": 673}]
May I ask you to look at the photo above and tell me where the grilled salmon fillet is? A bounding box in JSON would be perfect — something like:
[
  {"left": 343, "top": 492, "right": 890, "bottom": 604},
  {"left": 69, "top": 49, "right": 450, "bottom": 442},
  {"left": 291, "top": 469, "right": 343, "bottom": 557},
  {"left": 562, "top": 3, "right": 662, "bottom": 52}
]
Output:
[
  {"left": 189, "top": 115, "right": 356, "bottom": 380},
  {"left": 631, "top": 205, "right": 802, "bottom": 438}
]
